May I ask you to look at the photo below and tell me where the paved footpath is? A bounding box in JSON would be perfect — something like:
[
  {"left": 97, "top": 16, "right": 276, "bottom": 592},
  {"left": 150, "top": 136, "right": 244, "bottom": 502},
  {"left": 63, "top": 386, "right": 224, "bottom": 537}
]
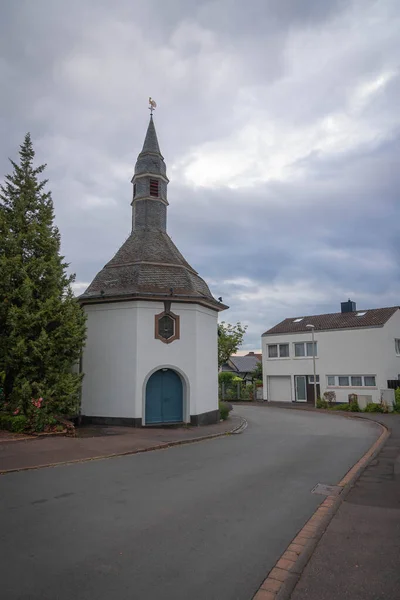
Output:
[
  {"left": 0, "top": 415, "right": 242, "bottom": 472},
  {"left": 241, "top": 404, "right": 400, "bottom": 600},
  {"left": 289, "top": 411, "right": 400, "bottom": 600}
]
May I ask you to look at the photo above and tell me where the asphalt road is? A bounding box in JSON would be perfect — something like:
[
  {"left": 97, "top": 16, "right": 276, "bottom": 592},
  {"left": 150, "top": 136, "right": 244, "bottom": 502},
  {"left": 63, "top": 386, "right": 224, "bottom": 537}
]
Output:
[{"left": 1, "top": 406, "right": 379, "bottom": 600}]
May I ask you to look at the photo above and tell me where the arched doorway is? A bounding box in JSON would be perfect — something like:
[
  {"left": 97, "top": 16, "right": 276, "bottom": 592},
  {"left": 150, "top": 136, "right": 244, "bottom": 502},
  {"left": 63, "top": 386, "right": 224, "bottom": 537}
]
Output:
[{"left": 145, "top": 369, "right": 183, "bottom": 424}]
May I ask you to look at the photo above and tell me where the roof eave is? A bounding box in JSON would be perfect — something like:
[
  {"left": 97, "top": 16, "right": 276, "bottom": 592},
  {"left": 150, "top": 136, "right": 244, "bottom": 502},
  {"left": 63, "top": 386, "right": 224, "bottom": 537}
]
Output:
[
  {"left": 79, "top": 292, "right": 229, "bottom": 312},
  {"left": 262, "top": 323, "right": 386, "bottom": 336}
]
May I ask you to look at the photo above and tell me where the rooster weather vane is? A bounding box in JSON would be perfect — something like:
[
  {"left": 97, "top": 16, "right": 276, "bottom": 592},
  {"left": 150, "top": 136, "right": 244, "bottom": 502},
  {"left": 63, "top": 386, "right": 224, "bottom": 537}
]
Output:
[{"left": 148, "top": 97, "right": 157, "bottom": 115}]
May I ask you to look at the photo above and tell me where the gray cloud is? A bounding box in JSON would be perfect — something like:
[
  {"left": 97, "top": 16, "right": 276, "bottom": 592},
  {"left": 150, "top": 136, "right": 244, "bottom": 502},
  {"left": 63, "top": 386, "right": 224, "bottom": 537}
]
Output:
[{"left": 1, "top": 0, "right": 400, "bottom": 349}]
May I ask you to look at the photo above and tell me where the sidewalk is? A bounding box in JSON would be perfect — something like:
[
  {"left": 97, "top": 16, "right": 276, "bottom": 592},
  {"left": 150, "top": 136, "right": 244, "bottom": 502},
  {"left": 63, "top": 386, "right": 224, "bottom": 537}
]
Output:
[
  {"left": 289, "top": 411, "right": 400, "bottom": 600},
  {"left": 0, "top": 414, "right": 243, "bottom": 473},
  {"left": 250, "top": 402, "right": 400, "bottom": 600}
]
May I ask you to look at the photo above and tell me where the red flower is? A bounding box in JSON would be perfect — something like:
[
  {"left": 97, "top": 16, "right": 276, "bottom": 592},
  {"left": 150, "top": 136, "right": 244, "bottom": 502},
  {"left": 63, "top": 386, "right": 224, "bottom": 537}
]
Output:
[{"left": 13, "top": 409, "right": 20, "bottom": 415}]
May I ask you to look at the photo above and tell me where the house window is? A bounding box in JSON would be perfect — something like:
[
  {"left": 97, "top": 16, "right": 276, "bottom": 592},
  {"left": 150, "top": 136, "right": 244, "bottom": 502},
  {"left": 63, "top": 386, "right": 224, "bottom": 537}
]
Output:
[
  {"left": 268, "top": 345, "right": 278, "bottom": 358},
  {"left": 308, "top": 375, "right": 320, "bottom": 383},
  {"left": 329, "top": 375, "right": 377, "bottom": 387},
  {"left": 294, "top": 342, "right": 317, "bottom": 357},
  {"left": 268, "top": 343, "right": 289, "bottom": 358},
  {"left": 306, "top": 342, "right": 317, "bottom": 357},
  {"left": 133, "top": 183, "right": 136, "bottom": 197},
  {"left": 395, "top": 339, "right": 400, "bottom": 355},
  {"left": 279, "top": 344, "right": 289, "bottom": 357},
  {"left": 295, "top": 343, "right": 305, "bottom": 357},
  {"left": 150, "top": 179, "right": 159, "bottom": 197}
]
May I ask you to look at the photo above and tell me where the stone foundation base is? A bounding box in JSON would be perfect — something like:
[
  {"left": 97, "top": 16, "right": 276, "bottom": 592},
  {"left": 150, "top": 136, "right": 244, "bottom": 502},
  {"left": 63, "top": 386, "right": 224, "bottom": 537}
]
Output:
[
  {"left": 190, "top": 409, "right": 219, "bottom": 426},
  {"left": 78, "top": 408, "right": 219, "bottom": 428},
  {"left": 78, "top": 415, "right": 142, "bottom": 427}
]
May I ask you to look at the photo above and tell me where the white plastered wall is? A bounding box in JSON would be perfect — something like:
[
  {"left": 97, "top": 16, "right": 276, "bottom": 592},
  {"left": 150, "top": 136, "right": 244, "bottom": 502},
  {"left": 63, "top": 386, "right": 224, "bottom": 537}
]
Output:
[{"left": 81, "top": 300, "right": 219, "bottom": 421}]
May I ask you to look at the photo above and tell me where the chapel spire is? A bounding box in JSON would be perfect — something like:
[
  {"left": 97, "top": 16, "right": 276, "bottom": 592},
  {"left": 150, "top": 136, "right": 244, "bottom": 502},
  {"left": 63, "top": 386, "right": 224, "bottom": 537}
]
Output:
[
  {"left": 141, "top": 114, "right": 161, "bottom": 155},
  {"left": 131, "top": 106, "right": 169, "bottom": 232}
]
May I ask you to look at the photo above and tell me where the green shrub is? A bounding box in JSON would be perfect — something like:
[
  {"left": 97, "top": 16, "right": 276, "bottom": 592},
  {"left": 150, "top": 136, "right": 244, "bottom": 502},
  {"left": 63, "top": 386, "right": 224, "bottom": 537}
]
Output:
[
  {"left": 11, "top": 415, "right": 28, "bottom": 432},
  {"left": 241, "top": 384, "right": 255, "bottom": 401},
  {"left": 316, "top": 398, "right": 328, "bottom": 409},
  {"left": 349, "top": 400, "right": 360, "bottom": 412},
  {"left": 364, "top": 402, "right": 384, "bottom": 413},
  {"left": 0, "top": 413, "right": 12, "bottom": 430},
  {"left": 329, "top": 403, "right": 350, "bottom": 411},
  {"left": 218, "top": 371, "right": 236, "bottom": 384},
  {"left": 393, "top": 388, "right": 400, "bottom": 413},
  {"left": 219, "top": 401, "right": 231, "bottom": 420},
  {"left": 0, "top": 413, "right": 28, "bottom": 432}
]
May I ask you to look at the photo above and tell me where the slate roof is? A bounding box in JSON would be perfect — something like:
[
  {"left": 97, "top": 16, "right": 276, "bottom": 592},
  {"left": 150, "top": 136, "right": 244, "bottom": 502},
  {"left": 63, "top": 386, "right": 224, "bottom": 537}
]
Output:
[
  {"left": 141, "top": 114, "right": 161, "bottom": 154},
  {"left": 263, "top": 307, "right": 398, "bottom": 335},
  {"left": 79, "top": 229, "right": 225, "bottom": 310},
  {"left": 133, "top": 115, "right": 167, "bottom": 180},
  {"left": 80, "top": 116, "right": 227, "bottom": 312},
  {"left": 229, "top": 355, "right": 260, "bottom": 373}
]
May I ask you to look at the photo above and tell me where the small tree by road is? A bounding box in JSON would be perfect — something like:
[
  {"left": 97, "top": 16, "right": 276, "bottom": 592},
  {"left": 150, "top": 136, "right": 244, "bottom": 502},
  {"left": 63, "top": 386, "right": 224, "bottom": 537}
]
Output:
[{"left": 218, "top": 321, "right": 247, "bottom": 368}]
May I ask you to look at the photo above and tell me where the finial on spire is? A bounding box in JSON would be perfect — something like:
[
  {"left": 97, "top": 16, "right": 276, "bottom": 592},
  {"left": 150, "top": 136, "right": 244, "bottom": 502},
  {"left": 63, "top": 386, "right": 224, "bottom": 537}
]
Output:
[{"left": 148, "top": 97, "right": 157, "bottom": 115}]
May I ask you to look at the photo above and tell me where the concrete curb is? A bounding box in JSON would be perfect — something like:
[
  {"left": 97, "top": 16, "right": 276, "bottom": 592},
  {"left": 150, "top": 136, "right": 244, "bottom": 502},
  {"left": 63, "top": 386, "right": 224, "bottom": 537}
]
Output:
[
  {"left": 0, "top": 435, "right": 35, "bottom": 444},
  {"left": 0, "top": 416, "right": 247, "bottom": 475},
  {"left": 252, "top": 417, "right": 390, "bottom": 600}
]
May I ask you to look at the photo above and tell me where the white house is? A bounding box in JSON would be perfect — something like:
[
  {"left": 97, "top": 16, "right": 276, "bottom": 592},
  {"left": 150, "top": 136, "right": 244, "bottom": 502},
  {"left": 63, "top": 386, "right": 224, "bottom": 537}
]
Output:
[
  {"left": 261, "top": 300, "right": 400, "bottom": 405},
  {"left": 78, "top": 112, "right": 227, "bottom": 426}
]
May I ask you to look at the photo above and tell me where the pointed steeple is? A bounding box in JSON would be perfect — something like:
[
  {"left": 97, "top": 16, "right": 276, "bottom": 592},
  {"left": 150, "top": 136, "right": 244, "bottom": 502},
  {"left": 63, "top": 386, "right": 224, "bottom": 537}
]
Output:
[
  {"left": 79, "top": 111, "right": 228, "bottom": 313},
  {"left": 131, "top": 116, "right": 169, "bottom": 231},
  {"left": 141, "top": 115, "right": 161, "bottom": 154}
]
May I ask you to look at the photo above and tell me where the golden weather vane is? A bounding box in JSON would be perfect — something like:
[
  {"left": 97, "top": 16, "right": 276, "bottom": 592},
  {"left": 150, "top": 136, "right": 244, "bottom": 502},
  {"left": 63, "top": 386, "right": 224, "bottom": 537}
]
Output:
[{"left": 148, "top": 97, "right": 157, "bottom": 115}]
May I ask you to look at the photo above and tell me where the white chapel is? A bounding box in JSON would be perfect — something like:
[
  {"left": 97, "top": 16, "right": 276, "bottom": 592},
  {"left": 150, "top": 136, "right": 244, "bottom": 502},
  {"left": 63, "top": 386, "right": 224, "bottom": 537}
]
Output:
[{"left": 79, "top": 111, "right": 228, "bottom": 426}]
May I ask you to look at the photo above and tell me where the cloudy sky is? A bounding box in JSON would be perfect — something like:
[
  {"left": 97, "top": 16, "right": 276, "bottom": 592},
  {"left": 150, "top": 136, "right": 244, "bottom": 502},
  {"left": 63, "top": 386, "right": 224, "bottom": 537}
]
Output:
[{"left": 1, "top": 0, "right": 400, "bottom": 349}]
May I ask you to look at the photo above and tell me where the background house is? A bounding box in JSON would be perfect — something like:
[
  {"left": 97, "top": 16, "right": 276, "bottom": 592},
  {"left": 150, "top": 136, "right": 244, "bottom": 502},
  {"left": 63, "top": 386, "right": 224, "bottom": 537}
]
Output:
[
  {"left": 261, "top": 300, "right": 400, "bottom": 406},
  {"left": 221, "top": 352, "right": 261, "bottom": 382}
]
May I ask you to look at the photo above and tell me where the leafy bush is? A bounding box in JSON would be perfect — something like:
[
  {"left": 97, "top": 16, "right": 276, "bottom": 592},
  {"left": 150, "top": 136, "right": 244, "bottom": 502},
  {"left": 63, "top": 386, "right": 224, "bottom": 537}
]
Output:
[
  {"left": 329, "top": 403, "right": 350, "bottom": 411},
  {"left": 11, "top": 415, "right": 28, "bottom": 432},
  {"left": 316, "top": 398, "right": 328, "bottom": 409},
  {"left": 0, "top": 413, "right": 28, "bottom": 433},
  {"left": 219, "top": 401, "right": 231, "bottom": 420},
  {"left": 349, "top": 400, "right": 360, "bottom": 412},
  {"left": 393, "top": 388, "right": 400, "bottom": 413},
  {"left": 364, "top": 402, "right": 384, "bottom": 413},
  {"left": 241, "top": 384, "right": 255, "bottom": 401},
  {"left": 0, "top": 414, "right": 11, "bottom": 430},
  {"left": 218, "top": 371, "right": 236, "bottom": 384}
]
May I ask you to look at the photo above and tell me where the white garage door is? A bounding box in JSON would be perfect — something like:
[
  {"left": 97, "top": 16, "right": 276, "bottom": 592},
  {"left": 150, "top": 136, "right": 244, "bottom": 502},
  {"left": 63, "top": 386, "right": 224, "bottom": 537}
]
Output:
[{"left": 268, "top": 376, "right": 292, "bottom": 402}]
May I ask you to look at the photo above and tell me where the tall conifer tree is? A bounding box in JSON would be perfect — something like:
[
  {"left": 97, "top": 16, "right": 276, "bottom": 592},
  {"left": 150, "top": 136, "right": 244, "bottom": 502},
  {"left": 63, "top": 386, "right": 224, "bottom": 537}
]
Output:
[{"left": 0, "top": 134, "right": 86, "bottom": 420}]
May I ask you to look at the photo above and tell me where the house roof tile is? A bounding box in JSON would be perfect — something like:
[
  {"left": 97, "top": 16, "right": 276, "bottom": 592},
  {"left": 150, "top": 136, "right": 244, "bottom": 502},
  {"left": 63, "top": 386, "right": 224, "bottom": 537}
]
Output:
[
  {"left": 229, "top": 355, "right": 260, "bottom": 373},
  {"left": 263, "top": 307, "right": 398, "bottom": 335}
]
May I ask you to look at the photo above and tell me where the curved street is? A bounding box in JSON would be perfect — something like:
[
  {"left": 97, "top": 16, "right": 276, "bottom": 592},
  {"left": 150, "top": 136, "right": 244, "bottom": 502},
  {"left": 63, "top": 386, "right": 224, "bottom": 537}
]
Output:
[{"left": 1, "top": 406, "right": 380, "bottom": 600}]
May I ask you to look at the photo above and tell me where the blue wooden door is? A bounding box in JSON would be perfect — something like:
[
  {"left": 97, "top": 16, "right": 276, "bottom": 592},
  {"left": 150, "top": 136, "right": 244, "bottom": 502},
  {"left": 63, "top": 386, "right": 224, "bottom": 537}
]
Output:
[{"left": 145, "top": 369, "right": 183, "bottom": 424}]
